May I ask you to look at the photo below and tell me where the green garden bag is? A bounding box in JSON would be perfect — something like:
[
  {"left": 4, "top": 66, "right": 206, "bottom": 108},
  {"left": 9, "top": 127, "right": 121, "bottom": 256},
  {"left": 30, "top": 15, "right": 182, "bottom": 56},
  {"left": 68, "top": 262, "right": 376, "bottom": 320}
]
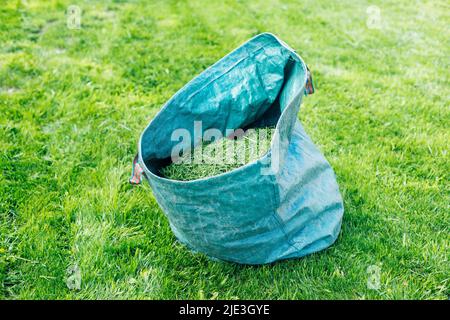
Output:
[{"left": 131, "top": 33, "right": 344, "bottom": 264}]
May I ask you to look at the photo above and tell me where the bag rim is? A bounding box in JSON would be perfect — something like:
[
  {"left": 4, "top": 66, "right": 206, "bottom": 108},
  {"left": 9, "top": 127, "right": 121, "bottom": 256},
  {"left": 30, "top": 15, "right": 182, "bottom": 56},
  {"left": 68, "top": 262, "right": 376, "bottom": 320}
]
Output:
[{"left": 138, "top": 32, "right": 309, "bottom": 185}]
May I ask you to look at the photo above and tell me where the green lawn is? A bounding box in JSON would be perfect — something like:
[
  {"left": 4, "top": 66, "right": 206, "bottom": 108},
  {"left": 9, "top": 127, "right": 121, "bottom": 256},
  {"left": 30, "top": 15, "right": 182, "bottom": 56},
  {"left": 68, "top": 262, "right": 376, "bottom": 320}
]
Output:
[{"left": 0, "top": 0, "right": 448, "bottom": 299}]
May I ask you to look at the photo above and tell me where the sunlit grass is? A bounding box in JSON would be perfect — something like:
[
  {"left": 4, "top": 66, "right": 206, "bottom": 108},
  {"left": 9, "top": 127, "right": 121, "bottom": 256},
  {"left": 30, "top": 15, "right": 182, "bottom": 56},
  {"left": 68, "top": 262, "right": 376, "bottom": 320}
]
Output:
[{"left": 0, "top": 0, "right": 448, "bottom": 299}]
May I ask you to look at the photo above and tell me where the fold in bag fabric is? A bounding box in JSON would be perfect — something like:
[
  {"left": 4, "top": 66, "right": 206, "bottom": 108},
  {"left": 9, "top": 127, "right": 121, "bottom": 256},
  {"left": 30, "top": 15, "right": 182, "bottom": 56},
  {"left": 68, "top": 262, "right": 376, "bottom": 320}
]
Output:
[{"left": 132, "top": 33, "right": 344, "bottom": 264}]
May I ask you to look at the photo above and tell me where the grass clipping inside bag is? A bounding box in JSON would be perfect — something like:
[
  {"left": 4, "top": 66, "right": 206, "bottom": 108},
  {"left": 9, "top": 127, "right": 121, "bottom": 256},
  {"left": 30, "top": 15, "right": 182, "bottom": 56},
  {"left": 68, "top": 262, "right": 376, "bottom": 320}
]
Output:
[{"left": 161, "top": 127, "right": 274, "bottom": 181}]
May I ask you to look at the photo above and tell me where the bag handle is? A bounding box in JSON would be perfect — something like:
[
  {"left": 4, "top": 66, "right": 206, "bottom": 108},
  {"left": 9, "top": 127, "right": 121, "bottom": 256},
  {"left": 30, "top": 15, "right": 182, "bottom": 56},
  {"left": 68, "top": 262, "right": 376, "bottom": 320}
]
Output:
[
  {"left": 129, "top": 153, "right": 144, "bottom": 185},
  {"left": 304, "top": 65, "right": 314, "bottom": 95}
]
